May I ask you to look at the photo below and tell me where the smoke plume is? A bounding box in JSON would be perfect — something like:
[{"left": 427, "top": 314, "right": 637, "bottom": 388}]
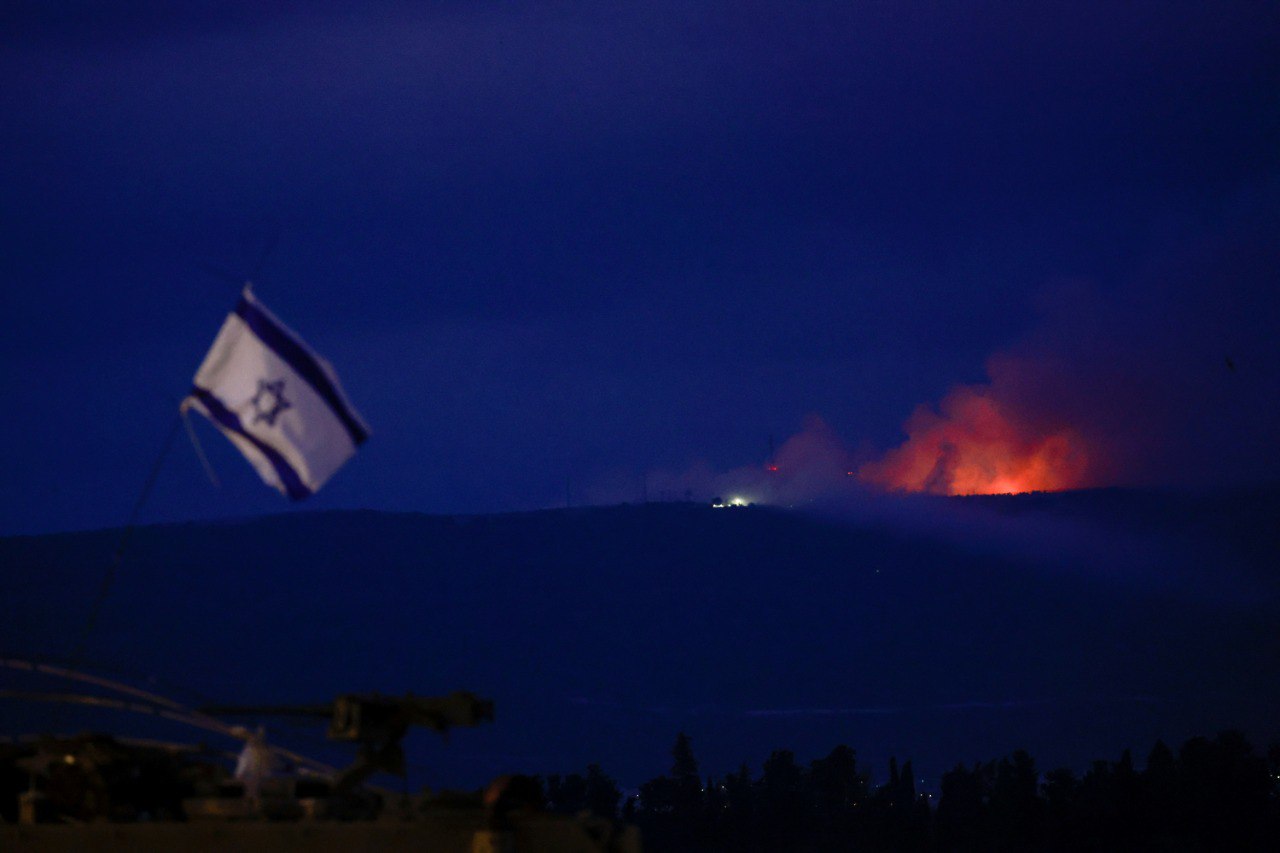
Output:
[
  {"left": 638, "top": 415, "right": 856, "bottom": 507},
  {"left": 583, "top": 190, "right": 1278, "bottom": 505},
  {"left": 862, "top": 196, "right": 1279, "bottom": 494},
  {"left": 858, "top": 380, "right": 1091, "bottom": 495}
]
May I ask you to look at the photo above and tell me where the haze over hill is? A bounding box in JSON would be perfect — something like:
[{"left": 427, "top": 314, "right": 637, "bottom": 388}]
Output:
[{"left": 2, "top": 487, "right": 1277, "bottom": 791}]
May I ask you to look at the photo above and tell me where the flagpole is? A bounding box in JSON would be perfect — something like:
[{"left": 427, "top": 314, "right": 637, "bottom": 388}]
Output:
[{"left": 70, "top": 413, "right": 184, "bottom": 664}]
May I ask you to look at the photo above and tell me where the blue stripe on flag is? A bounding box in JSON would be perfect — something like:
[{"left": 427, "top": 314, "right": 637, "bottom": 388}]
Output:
[
  {"left": 189, "top": 387, "right": 313, "bottom": 500},
  {"left": 234, "top": 295, "right": 370, "bottom": 448}
]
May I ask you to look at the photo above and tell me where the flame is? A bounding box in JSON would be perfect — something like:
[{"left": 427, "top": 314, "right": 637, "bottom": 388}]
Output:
[{"left": 860, "top": 384, "right": 1090, "bottom": 495}]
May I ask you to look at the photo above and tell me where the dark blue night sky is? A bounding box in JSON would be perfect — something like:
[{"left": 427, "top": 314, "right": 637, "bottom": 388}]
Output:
[
  {"left": 3, "top": 1, "right": 1279, "bottom": 534},
  {"left": 4, "top": 3, "right": 1280, "bottom": 807}
]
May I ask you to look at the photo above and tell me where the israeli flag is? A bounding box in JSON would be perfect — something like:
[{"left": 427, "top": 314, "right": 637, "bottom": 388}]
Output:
[{"left": 182, "top": 286, "right": 369, "bottom": 499}]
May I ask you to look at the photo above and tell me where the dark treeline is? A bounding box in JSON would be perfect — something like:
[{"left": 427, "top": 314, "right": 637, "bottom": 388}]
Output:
[{"left": 531, "top": 730, "right": 1280, "bottom": 851}]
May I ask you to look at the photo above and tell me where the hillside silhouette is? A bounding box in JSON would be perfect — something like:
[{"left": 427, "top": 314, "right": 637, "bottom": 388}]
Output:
[{"left": 2, "top": 488, "right": 1277, "bottom": 791}]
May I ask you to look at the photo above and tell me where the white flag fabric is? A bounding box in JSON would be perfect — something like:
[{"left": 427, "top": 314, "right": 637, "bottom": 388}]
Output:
[{"left": 182, "top": 286, "right": 369, "bottom": 499}]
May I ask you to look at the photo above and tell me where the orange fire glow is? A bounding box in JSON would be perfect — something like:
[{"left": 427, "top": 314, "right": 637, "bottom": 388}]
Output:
[{"left": 859, "top": 385, "right": 1091, "bottom": 495}]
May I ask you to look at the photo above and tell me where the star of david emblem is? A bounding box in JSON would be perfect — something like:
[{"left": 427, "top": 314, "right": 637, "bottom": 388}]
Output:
[{"left": 250, "top": 378, "right": 291, "bottom": 427}]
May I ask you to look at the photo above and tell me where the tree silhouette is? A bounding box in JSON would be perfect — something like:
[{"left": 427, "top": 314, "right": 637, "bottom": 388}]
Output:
[
  {"left": 584, "top": 763, "right": 621, "bottom": 819},
  {"left": 545, "top": 772, "right": 586, "bottom": 814},
  {"left": 671, "top": 732, "right": 699, "bottom": 783},
  {"left": 618, "top": 729, "right": 1280, "bottom": 852},
  {"left": 807, "top": 745, "right": 866, "bottom": 848},
  {"left": 635, "top": 732, "right": 708, "bottom": 851},
  {"left": 990, "top": 749, "right": 1041, "bottom": 847},
  {"left": 1041, "top": 765, "right": 1079, "bottom": 846},
  {"left": 759, "top": 749, "right": 806, "bottom": 848},
  {"left": 936, "top": 762, "right": 990, "bottom": 850},
  {"left": 1140, "top": 739, "right": 1178, "bottom": 843}
]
